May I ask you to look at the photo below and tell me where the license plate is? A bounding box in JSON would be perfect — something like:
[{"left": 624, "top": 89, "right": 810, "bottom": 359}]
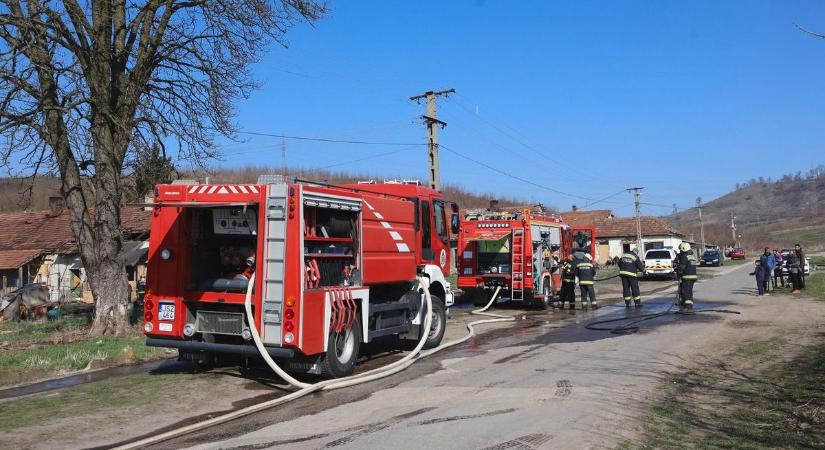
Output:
[{"left": 158, "top": 303, "right": 175, "bottom": 321}]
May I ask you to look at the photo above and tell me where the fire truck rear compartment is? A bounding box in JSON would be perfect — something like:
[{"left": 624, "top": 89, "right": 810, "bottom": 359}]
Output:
[{"left": 187, "top": 206, "right": 259, "bottom": 293}]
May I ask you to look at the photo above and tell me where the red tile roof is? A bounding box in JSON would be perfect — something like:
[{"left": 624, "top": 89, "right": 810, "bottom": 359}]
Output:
[
  {"left": 0, "top": 206, "right": 151, "bottom": 268},
  {"left": 0, "top": 249, "right": 43, "bottom": 270},
  {"left": 560, "top": 209, "right": 684, "bottom": 238},
  {"left": 560, "top": 210, "right": 614, "bottom": 227},
  {"left": 592, "top": 216, "right": 685, "bottom": 239}
]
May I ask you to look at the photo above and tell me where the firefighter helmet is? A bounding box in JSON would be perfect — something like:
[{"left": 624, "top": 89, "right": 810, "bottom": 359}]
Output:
[{"left": 679, "top": 242, "right": 691, "bottom": 252}]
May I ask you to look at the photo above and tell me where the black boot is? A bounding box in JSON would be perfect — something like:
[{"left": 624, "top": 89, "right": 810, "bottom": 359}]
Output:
[
  {"left": 634, "top": 300, "right": 642, "bottom": 308},
  {"left": 568, "top": 302, "right": 576, "bottom": 310},
  {"left": 625, "top": 300, "right": 631, "bottom": 308}
]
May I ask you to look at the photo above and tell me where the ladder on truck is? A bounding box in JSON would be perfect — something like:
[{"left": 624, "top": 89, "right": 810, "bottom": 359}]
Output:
[{"left": 511, "top": 228, "right": 524, "bottom": 301}]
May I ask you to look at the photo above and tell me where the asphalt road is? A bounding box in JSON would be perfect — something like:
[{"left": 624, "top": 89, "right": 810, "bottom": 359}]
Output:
[{"left": 154, "top": 264, "right": 760, "bottom": 450}]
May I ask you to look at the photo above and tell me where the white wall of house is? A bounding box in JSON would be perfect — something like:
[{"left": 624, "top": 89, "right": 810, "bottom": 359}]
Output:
[
  {"left": 604, "top": 236, "right": 684, "bottom": 260},
  {"left": 47, "top": 254, "right": 87, "bottom": 302}
]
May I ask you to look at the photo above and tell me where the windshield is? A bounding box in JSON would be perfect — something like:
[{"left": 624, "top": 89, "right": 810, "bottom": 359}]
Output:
[
  {"left": 703, "top": 251, "right": 719, "bottom": 257},
  {"left": 646, "top": 250, "right": 672, "bottom": 260}
]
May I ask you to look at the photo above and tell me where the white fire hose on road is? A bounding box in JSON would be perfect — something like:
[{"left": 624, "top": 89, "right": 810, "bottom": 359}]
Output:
[{"left": 117, "top": 280, "right": 512, "bottom": 449}]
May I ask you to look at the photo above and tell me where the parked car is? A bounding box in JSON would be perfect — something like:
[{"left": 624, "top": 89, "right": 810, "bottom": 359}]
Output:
[
  {"left": 643, "top": 248, "right": 678, "bottom": 279},
  {"left": 700, "top": 249, "right": 724, "bottom": 267},
  {"left": 729, "top": 248, "right": 747, "bottom": 260},
  {"left": 780, "top": 250, "right": 811, "bottom": 276}
]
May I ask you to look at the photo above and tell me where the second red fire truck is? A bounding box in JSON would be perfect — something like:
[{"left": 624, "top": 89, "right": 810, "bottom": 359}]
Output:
[
  {"left": 456, "top": 207, "right": 595, "bottom": 308},
  {"left": 143, "top": 177, "right": 456, "bottom": 378}
]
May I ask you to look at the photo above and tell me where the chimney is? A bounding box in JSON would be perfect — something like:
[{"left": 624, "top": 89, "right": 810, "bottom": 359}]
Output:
[
  {"left": 489, "top": 199, "right": 499, "bottom": 211},
  {"left": 48, "top": 196, "right": 64, "bottom": 217},
  {"left": 572, "top": 204, "right": 578, "bottom": 211}
]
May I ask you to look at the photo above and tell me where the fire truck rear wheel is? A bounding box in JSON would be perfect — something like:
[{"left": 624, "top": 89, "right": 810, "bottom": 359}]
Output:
[
  {"left": 320, "top": 317, "right": 362, "bottom": 378},
  {"left": 422, "top": 296, "right": 446, "bottom": 349},
  {"left": 539, "top": 281, "right": 552, "bottom": 309}
]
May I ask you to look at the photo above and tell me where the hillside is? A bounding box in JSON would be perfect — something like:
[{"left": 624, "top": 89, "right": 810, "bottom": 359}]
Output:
[
  {"left": 0, "top": 165, "right": 533, "bottom": 214},
  {"left": 665, "top": 170, "right": 825, "bottom": 251}
]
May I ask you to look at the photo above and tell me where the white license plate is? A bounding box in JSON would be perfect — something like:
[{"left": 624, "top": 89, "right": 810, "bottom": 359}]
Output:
[{"left": 158, "top": 303, "right": 175, "bottom": 321}]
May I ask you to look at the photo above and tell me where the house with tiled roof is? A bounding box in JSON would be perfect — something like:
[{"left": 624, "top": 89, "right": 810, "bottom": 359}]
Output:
[
  {"left": 0, "top": 198, "right": 151, "bottom": 302},
  {"left": 560, "top": 209, "right": 686, "bottom": 264}
]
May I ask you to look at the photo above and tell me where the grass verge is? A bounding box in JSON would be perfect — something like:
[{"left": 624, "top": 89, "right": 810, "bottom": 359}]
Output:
[
  {"left": 804, "top": 272, "right": 825, "bottom": 302},
  {"left": 629, "top": 336, "right": 825, "bottom": 449},
  {"left": 0, "top": 372, "right": 164, "bottom": 432},
  {"left": 0, "top": 317, "right": 171, "bottom": 386}
]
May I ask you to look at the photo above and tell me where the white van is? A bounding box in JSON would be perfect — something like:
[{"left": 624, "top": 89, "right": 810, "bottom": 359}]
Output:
[{"left": 643, "top": 248, "right": 678, "bottom": 279}]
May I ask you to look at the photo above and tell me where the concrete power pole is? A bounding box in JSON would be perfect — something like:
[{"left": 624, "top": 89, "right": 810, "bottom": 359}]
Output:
[
  {"left": 730, "top": 211, "right": 737, "bottom": 247},
  {"left": 628, "top": 187, "right": 644, "bottom": 255},
  {"left": 410, "top": 88, "right": 455, "bottom": 191},
  {"left": 697, "top": 197, "right": 705, "bottom": 252},
  {"left": 281, "top": 137, "right": 287, "bottom": 177}
]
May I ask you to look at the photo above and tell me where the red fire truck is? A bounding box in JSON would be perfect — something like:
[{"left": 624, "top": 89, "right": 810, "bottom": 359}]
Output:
[
  {"left": 143, "top": 177, "right": 457, "bottom": 377},
  {"left": 456, "top": 208, "right": 595, "bottom": 308}
]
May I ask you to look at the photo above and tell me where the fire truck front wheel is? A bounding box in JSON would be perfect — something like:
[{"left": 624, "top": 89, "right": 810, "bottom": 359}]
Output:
[
  {"left": 320, "top": 317, "right": 362, "bottom": 378},
  {"left": 422, "top": 296, "right": 447, "bottom": 349}
]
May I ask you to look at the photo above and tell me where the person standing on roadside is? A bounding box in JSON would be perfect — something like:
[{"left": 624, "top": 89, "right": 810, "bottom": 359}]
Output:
[
  {"left": 559, "top": 256, "right": 576, "bottom": 310},
  {"left": 773, "top": 249, "right": 784, "bottom": 288},
  {"left": 787, "top": 250, "right": 801, "bottom": 294},
  {"left": 618, "top": 248, "right": 644, "bottom": 308},
  {"left": 750, "top": 259, "right": 768, "bottom": 296},
  {"left": 759, "top": 247, "right": 774, "bottom": 294},
  {"left": 574, "top": 253, "right": 598, "bottom": 310},
  {"left": 674, "top": 242, "right": 698, "bottom": 310},
  {"left": 795, "top": 244, "right": 806, "bottom": 289}
]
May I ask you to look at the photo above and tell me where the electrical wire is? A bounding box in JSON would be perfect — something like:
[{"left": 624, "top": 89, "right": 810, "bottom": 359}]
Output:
[
  {"left": 232, "top": 130, "right": 426, "bottom": 147},
  {"left": 439, "top": 144, "right": 595, "bottom": 201}
]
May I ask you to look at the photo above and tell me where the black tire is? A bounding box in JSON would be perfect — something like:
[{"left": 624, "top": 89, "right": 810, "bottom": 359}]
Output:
[
  {"left": 538, "top": 280, "right": 552, "bottom": 310},
  {"left": 320, "top": 316, "right": 362, "bottom": 378},
  {"left": 422, "top": 295, "right": 447, "bottom": 350}
]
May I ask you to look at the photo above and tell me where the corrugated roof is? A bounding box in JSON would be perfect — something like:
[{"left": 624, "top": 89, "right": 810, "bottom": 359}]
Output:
[
  {"left": 0, "top": 206, "right": 151, "bottom": 268},
  {"left": 0, "top": 249, "right": 43, "bottom": 270}
]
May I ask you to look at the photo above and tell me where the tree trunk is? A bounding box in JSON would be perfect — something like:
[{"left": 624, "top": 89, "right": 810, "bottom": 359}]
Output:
[{"left": 88, "top": 257, "right": 131, "bottom": 336}]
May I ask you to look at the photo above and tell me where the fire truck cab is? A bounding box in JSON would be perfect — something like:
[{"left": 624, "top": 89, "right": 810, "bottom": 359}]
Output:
[
  {"left": 456, "top": 208, "right": 595, "bottom": 308},
  {"left": 143, "top": 177, "right": 456, "bottom": 377}
]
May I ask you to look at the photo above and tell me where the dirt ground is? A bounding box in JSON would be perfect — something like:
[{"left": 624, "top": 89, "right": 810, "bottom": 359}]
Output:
[{"left": 0, "top": 265, "right": 762, "bottom": 450}]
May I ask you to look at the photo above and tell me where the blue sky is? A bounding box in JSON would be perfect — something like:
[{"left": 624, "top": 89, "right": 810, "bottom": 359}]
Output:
[{"left": 213, "top": 0, "right": 825, "bottom": 216}]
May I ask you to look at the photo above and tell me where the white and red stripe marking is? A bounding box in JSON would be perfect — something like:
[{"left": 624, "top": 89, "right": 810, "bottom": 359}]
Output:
[
  {"left": 362, "top": 200, "right": 409, "bottom": 253},
  {"left": 187, "top": 184, "right": 260, "bottom": 195}
]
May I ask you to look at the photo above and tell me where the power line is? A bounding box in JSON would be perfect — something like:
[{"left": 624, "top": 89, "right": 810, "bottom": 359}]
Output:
[
  {"left": 232, "top": 130, "right": 426, "bottom": 146},
  {"left": 318, "top": 148, "right": 409, "bottom": 170},
  {"left": 583, "top": 189, "right": 627, "bottom": 208},
  {"left": 439, "top": 144, "right": 595, "bottom": 201}
]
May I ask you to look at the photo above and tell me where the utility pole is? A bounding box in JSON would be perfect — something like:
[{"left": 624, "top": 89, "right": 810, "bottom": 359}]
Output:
[
  {"left": 730, "top": 211, "right": 737, "bottom": 247},
  {"left": 628, "top": 187, "right": 644, "bottom": 255},
  {"left": 410, "top": 88, "right": 455, "bottom": 191},
  {"left": 697, "top": 197, "right": 705, "bottom": 253},
  {"left": 281, "top": 137, "right": 287, "bottom": 177}
]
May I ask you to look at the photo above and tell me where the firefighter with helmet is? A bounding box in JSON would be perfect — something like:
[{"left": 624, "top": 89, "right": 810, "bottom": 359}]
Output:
[
  {"left": 558, "top": 256, "right": 576, "bottom": 310},
  {"left": 574, "top": 252, "right": 598, "bottom": 310},
  {"left": 674, "top": 242, "right": 698, "bottom": 310},
  {"left": 618, "top": 248, "right": 644, "bottom": 308}
]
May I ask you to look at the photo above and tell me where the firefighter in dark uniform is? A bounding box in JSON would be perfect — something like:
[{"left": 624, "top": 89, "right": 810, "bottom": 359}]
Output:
[
  {"left": 574, "top": 253, "right": 598, "bottom": 310},
  {"left": 674, "top": 242, "right": 698, "bottom": 310},
  {"left": 558, "top": 256, "right": 576, "bottom": 310},
  {"left": 618, "top": 249, "right": 644, "bottom": 308}
]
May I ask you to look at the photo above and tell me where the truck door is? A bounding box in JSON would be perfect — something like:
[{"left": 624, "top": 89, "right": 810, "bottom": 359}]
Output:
[{"left": 432, "top": 200, "right": 451, "bottom": 272}]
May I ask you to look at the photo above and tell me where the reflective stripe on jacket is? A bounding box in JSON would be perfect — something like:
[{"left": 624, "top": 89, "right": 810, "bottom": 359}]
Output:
[{"left": 618, "top": 252, "right": 643, "bottom": 277}]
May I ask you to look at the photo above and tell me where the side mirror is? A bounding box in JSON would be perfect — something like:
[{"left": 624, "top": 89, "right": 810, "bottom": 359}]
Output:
[
  {"left": 450, "top": 202, "right": 459, "bottom": 213},
  {"left": 450, "top": 214, "right": 460, "bottom": 234}
]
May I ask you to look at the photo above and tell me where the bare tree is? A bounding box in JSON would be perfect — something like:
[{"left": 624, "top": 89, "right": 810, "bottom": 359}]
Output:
[{"left": 0, "top": 1, "right": 326, "bottom": 335}]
